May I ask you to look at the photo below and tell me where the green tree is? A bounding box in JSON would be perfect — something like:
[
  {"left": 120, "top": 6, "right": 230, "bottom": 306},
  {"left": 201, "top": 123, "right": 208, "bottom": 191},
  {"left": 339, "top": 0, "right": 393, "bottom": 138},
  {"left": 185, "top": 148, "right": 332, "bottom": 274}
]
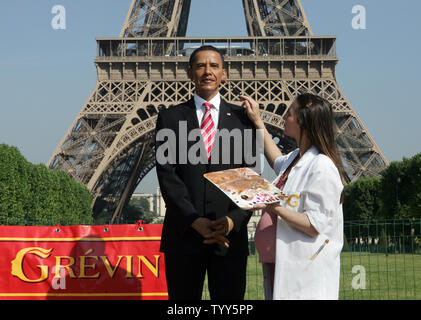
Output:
[
  {"left": 405, "top": 154, "right": 421, "bottom": 218},
  {"left": 343, "top": 176, "right": 382, "bottom": 221},
  {"left": 130, "top": 197, "right": 150, "bottom": 212},
  {"left": 380, "top": 154, "right": 421, "bottom": 219},
  {"left": 0, "top": 145, "right": 31, "bottom": 225},
  {"left": 378, "top": 227, "right": 389, "bottom": 254},
  {"left": 341, "top": 152, "right": 421, "bottom": 221},
  {"left": 0, "top": 144, "right": 93, "bottom": 226},
  {"left": 122, "top": 197, "right": 159, "bottom": 224}
]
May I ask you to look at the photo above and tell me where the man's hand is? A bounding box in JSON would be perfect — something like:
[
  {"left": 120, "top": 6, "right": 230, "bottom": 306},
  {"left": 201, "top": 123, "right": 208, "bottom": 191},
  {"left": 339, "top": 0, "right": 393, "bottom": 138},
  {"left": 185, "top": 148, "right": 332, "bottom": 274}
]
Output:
[
  {"left": 209, "top": 216, "right": 234, "bottom": 235},
  {"left": 191, "top": 217, "right": 214, "bottom": 238},
  {"left": 202, "top": 216, "right": 234, "bottom": 248},
  {"left": 191, "top": 217, "right": 229, "bottom": 247}
]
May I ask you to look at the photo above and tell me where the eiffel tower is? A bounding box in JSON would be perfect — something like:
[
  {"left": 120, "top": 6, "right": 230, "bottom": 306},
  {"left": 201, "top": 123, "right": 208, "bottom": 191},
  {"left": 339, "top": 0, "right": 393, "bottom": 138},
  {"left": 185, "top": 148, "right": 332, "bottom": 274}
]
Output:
[{"left": 48, "top": 0, "right": 388, "bottom": 223}]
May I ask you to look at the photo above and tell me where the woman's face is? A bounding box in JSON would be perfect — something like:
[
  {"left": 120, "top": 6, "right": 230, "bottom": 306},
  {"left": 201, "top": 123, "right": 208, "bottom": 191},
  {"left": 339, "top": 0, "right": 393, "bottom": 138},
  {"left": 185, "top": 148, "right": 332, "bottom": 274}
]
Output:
[{"left": 283, "top": 100, "right": 301, "bottom": 141}]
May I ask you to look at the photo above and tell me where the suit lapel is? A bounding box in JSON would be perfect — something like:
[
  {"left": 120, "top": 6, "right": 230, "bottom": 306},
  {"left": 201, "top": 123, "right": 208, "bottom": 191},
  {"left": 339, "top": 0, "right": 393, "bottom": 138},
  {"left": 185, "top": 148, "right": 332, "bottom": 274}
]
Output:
[
  {"left": 180, "top": 97, "right": 209, "bottom": 169},
  {"left": 182, "top": 98, "right": 200, "bottom": 131},
  {"left": 217, "top": 99, "right": 234, "bottom": 131}
]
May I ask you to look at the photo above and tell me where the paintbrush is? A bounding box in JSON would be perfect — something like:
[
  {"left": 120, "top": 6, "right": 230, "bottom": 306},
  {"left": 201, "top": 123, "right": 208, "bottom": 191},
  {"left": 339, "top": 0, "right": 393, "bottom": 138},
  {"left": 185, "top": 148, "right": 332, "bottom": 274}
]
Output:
[{"left": 310, "top": 239, "right": 329, "bottom": 261}]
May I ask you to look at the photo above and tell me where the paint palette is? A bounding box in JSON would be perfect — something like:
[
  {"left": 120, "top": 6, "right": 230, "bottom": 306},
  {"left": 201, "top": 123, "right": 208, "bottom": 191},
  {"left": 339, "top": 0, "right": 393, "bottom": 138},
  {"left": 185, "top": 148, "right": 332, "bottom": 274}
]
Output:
[{"left": 204, "top": 167, "right": 287, "bottom": 210}]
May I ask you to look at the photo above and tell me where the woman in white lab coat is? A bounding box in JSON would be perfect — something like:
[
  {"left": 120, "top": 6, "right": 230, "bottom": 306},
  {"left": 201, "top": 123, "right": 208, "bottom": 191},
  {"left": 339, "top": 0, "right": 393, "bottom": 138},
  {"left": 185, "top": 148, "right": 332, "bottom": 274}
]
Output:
[{"left": 240, "top": 93, "right": 345, "bottom": 300}]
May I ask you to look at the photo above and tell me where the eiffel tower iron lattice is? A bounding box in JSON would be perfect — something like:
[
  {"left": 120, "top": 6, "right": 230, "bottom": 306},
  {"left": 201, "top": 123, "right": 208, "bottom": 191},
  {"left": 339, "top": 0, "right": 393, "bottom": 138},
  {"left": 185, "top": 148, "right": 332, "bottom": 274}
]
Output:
[{"left": 48, "top": 0, "right": 388, "bottom": 223}]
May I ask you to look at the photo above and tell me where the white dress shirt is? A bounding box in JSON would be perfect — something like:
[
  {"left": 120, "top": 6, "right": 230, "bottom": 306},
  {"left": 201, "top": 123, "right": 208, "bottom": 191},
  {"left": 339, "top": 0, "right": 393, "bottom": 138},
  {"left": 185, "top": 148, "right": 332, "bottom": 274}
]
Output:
[{"left": 194, "top": 92, "right": 221, "bottom": 129}]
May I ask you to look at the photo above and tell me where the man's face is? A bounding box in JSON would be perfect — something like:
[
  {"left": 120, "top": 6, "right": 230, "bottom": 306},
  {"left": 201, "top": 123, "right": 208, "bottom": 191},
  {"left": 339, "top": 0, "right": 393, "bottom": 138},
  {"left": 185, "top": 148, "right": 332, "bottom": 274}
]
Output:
[{"left": 188, "top": 50, "right": 227, "bottom": 101}]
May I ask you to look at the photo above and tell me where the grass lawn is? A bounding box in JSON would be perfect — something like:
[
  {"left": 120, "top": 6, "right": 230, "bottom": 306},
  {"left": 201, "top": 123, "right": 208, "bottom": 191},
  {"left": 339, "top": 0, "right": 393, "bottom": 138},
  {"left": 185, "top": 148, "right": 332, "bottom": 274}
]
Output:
[
  {"left": 340, "top": 251, "right": 421, "bottom": 300},
  {"left": 202, "top": 252, "right": 421, "bottom": 300}
]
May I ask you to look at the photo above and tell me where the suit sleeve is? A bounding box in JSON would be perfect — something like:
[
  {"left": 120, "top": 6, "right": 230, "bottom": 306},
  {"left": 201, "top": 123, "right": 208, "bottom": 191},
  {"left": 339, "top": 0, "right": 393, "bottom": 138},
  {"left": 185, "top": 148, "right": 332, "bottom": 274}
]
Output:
[
  {"left": 155, "top": 111, "right": 200, "bottom": 231},
  {"left": 227, "top": 204, "right": 253, "bottom": 233}
]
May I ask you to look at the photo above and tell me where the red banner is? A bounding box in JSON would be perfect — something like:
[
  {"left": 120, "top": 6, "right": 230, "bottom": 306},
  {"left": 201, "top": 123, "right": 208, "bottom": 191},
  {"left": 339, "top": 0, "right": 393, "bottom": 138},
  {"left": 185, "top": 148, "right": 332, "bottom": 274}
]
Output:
[{"left": 0, "top": 222, "right": 168, "bottom": 300}]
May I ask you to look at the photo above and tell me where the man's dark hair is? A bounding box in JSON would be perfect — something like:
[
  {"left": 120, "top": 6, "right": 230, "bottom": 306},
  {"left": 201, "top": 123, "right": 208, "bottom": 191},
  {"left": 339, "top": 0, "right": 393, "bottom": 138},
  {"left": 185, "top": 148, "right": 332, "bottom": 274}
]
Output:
[{"left": 188, "top": 45, "right": 225, "bottom": 67}]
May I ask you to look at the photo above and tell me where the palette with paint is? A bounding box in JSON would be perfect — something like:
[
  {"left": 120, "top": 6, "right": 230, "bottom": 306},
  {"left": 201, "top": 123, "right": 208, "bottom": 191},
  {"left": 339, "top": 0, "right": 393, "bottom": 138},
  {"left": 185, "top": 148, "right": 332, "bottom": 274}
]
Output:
[{"left": 204, "top": 167, "right": 287, "bottom": 210}]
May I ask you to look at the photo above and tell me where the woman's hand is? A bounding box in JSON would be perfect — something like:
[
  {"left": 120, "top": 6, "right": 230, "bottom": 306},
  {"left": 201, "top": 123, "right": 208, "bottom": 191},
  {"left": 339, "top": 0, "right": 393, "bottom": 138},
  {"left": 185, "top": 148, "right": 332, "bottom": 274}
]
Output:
[
  {"left": 239, "top": 95, "right": 283, "bottom": 168},
  {"left": 265, "top": 203, "right": 281, "bottom": 212},
  {"left": 239, "top": 95, "right": 264, "bottom": 129},
  {"left": 249, "top": 203, "right": 267, "bottom": 211},
  {"left": 249, "top": 202, "right": 281, "bottom": 212}
]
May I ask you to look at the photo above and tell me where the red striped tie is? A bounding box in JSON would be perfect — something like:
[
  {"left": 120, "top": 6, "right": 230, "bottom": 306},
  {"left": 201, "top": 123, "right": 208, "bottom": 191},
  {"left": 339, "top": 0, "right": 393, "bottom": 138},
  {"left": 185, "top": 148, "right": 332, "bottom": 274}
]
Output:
[{"left": 201, "top": 102, "right": 216, "bottom": 160}]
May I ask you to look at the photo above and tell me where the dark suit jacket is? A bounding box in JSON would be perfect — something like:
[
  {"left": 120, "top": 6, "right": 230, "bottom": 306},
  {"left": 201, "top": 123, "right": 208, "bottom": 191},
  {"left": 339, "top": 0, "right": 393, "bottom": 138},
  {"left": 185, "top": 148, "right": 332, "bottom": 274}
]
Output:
[{"left": 155, "top": 97, "right": 257, "bottom": 257}]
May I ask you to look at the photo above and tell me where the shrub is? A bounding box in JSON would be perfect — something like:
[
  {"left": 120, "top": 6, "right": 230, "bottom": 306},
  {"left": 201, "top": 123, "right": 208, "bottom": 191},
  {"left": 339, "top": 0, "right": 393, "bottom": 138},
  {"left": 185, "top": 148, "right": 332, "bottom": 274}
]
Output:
[{"left": 0, "top": 144, "right": 93, "bottom": 226}]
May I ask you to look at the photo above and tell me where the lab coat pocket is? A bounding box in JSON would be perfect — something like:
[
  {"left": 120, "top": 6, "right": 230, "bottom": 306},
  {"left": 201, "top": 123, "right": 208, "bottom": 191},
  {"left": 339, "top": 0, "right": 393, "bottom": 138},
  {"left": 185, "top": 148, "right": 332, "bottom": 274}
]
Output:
[{"left": 286, "top": 234, "right": 328, "bottom": 262}]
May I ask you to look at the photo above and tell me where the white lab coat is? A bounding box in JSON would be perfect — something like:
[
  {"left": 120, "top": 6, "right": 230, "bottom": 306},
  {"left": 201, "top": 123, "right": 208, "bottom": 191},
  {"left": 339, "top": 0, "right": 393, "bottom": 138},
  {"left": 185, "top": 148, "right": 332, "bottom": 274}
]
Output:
[{"left": 272, "top": 146, "right": 344, "bottom": 300}]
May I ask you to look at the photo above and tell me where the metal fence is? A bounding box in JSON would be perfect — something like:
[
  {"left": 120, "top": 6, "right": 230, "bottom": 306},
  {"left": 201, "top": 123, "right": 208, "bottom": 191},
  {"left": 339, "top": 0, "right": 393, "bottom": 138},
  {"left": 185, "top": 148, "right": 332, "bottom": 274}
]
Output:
[
  {"left": 203, "top": 219, "right": 421, "bottom": 300},
  {"left": 340, "top": 219, "right": 421, "bottom": 300}
]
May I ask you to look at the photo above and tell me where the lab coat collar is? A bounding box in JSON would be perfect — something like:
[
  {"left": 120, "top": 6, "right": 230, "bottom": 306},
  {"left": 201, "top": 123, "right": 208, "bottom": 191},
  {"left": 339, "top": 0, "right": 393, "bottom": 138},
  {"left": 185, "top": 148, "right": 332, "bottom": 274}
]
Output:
[
  {"left": 294, "top": 145, "right": 320, "bottom": 168},
  {"left": 277, "top": 146, "right": 320, "bottom": 178}
]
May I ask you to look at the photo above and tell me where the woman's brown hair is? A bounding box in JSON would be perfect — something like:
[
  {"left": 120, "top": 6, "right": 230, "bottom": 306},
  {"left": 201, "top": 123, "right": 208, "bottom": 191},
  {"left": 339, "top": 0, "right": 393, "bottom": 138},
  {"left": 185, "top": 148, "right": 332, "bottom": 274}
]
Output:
[{"left": 294, "top": 93, "right": 345, "bottom": 202}]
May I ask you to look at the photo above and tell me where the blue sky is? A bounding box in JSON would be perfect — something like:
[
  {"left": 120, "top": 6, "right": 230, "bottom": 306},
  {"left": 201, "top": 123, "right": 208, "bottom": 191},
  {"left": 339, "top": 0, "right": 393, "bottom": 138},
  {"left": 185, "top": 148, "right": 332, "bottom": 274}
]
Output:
[{"left": 1, "top": 0, "right": 420, "bottom": 193}]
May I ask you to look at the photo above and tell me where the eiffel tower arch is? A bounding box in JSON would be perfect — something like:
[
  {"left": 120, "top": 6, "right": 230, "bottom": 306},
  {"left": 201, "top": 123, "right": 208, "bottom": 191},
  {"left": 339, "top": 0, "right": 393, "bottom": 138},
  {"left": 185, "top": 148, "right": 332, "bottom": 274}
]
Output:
[{"left": 48, "top": 0, "right": 388, "bottom": 223}]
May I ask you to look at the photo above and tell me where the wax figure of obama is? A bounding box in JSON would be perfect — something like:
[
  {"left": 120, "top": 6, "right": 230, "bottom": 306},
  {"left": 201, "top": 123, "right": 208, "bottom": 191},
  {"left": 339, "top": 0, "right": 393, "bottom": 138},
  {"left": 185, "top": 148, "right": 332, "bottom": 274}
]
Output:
[{"left": 155, "top": 45, "right": 258, "bottom": 300}]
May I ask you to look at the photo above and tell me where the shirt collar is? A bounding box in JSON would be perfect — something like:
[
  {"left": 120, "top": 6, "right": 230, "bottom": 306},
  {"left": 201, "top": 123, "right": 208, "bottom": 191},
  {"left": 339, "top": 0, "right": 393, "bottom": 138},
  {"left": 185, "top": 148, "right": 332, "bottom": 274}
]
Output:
[{"left": 194, "top": 92, "right": 221, "bottom": 111}]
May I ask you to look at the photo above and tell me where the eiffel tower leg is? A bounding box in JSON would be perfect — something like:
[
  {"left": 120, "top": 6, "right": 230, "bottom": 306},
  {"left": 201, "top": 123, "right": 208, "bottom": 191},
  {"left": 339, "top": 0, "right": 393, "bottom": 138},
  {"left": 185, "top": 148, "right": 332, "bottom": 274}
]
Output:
[
  {"left": 121, "top": 0, "right": 192, "bottom": 37},
  {"left": 109, "top": 141, "right": 147, "bottom": 224},
  {"left": 242, "top": 0, "right": 313, "bottom": 36}
]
